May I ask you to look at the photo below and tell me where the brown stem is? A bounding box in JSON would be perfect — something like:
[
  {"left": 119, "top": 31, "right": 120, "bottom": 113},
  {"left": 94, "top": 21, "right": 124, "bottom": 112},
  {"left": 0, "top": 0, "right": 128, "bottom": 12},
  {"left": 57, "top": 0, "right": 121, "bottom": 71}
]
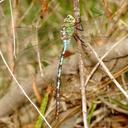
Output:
[{"left": 73, "top": 0, "right": 89, "bottom": 128}]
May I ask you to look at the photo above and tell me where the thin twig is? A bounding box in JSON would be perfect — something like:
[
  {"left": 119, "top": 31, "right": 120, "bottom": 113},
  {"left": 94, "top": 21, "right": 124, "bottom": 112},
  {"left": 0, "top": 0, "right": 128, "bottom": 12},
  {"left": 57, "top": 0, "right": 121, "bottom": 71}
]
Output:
[
  {"left": 0, "top": 50, "right": 52, "bottom": 128},
  {"left": 9, "top": 0, "right": 16, "bottom": 58},
  {"left": 78, "top": 40, "right": 89, "bottom": 128},
  {"left": 99, "top": 96, "right": 128, "bottom": 114},
  {"left": 0, "top": 0, "right": 4, "bottom": 3},
  {"left": 84, "top": 35, "right": 128, "bottom": 88},
  {"left": 102, "top": 0, "right": 112, "bottom": 20},
  {"left": 106, "top": 0, "right": 128, "bottom": 37},
  {"left": 34, "top": 21, "right": 45, "bottom": 78},
  {"left": 17, "top": 0, "right": 36, "bottom": 25},
  {"left": 101, "top": 64, "right": 128, "bottom": 87},
  {"left": 86, "top": 41, "right": 128, "bottom": 100},
  {"left": 73, "top": 0, "right": 89, "bottom": 128}
]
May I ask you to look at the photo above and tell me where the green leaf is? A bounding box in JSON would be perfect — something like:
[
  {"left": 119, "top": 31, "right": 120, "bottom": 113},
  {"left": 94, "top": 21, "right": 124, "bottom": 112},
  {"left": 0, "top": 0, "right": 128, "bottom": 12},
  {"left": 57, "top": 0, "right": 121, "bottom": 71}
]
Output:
[
  {"left": 87, "top": 102, "right": 97, "bottom": 124},
  {"left": 34, "top": 92, "right": 49, "bottom": 128}
]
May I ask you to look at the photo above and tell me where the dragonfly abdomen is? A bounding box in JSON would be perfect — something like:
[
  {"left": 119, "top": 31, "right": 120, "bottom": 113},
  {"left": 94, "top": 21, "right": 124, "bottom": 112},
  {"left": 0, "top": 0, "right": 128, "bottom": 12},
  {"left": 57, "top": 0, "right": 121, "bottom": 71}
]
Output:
[{"left": 56, "top": 39, "right": 70, "bottom": 116}]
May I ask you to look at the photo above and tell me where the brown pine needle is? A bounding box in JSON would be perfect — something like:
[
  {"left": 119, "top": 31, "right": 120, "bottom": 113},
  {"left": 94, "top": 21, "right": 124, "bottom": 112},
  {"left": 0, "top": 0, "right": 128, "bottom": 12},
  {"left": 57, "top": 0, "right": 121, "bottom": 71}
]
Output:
[{"left": 32, "top": 76, "right": 42, "bottom": 104}]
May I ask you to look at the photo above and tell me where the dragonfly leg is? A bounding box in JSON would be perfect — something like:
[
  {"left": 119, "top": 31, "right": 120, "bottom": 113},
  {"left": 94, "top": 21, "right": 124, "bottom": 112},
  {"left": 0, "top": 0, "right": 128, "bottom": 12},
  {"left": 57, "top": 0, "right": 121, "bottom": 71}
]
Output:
[
  {"left": 75, "top": 19, "right": 84, "bottom": 31},
  {"left": 73, "top": 33, "right": 89, "bottom": 56},
  {"left": 73, "top": 33, "right": 86, "bottom": 45}
]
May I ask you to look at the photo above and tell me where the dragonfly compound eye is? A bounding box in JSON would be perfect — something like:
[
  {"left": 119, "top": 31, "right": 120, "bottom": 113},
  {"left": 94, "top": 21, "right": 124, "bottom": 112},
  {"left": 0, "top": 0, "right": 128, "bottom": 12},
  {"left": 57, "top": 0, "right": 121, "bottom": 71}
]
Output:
[
  {"left": 67, "top": 15, "right": 75, "bottom": 23},
  {"left": 64, "top": 15, "right": 75, "bottom": 24}
]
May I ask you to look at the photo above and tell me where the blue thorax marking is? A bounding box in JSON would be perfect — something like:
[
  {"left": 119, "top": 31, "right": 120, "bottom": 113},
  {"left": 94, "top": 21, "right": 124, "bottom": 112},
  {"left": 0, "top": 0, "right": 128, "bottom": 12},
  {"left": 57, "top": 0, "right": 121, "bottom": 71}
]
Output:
[{"left": 63, "top": 39, "right": 70, "bottom": 51}]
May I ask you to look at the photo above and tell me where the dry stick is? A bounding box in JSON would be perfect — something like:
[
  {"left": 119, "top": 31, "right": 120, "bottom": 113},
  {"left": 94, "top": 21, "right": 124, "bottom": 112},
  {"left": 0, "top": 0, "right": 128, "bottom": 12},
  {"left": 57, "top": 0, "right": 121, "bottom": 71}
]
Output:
[
  {"left": 106, "top": 0, "right": 128, "bottom": 37},
  {"left": 19, "top": 0, "right": 44, "bottom": 78},
  {"left": 86, "top": 42, "right": 128, "bottom": 100},
  {"left": 17, "top": 0, "right": 35, "bottom": 25},
  {"left": 84, "top": 35, "right": 128, "bottom": 88},
  {"left": 78, "top": 40, "right": 88, "bottom": 128},
  {"left": 73, "top": 0, "right": 89, "bottom": 128},
  {"left": 35, "top": 21, "right": 44, "bottom": 78},
  {"left": 0, "top": 50, "right": 52, "bottom": 128},
  {"left": 101, "top": 65, "right": 128, "bottom": 87},
  {"left": 99, "top": 96, "right": 128, "bottom": 114},
  {"left": 9, "top": 0, "right": 16, "bottom": 58}
]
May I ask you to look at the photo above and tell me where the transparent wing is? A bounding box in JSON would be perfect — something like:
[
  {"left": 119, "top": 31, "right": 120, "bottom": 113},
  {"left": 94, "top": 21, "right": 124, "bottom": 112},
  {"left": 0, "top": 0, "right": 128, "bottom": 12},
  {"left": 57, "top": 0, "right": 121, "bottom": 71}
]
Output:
[
  {"left": 15, "top": 25, "right": 62, "bottom": 66},
  {"left": 15, "top": 25, "right": 109, "bottom": 66}
]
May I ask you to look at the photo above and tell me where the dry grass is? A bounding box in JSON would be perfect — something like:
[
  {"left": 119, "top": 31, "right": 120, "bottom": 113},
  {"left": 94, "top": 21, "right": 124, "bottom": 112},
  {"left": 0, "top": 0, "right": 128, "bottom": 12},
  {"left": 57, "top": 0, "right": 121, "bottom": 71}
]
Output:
[{"left": 0, "top": 0, "right": 128, "bottom": 128}]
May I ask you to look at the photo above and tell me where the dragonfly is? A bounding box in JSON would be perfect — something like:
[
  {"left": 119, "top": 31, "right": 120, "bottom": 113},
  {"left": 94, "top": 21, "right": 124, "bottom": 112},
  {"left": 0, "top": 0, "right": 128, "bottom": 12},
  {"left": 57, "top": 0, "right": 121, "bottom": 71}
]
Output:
[
  {"left": 56, "top": 15, "right": 76, "bottom": 116},
  {"left": 10, "top": 18, "right": 108, "bottom": 117},
  {"left": 55, "top": 15, "right": 109, "bottom": 116}
]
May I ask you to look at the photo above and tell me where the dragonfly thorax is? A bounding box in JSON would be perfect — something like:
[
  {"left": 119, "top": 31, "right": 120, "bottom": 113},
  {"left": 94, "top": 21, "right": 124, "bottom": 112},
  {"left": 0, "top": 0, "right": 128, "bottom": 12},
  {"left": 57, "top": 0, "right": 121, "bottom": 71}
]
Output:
[
  {"left": 60, "top": 15, "right": 76, "bottom": 40},
  {"left": 61, "top": 25, "right": 75, "bottom": 40}
]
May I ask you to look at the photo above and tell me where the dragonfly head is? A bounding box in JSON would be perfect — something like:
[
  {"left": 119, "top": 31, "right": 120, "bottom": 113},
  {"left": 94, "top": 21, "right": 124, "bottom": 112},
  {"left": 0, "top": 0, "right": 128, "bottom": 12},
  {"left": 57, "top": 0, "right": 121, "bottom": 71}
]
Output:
[{"left": 64, "top": 15, "right": 75, "bottom": 24}]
